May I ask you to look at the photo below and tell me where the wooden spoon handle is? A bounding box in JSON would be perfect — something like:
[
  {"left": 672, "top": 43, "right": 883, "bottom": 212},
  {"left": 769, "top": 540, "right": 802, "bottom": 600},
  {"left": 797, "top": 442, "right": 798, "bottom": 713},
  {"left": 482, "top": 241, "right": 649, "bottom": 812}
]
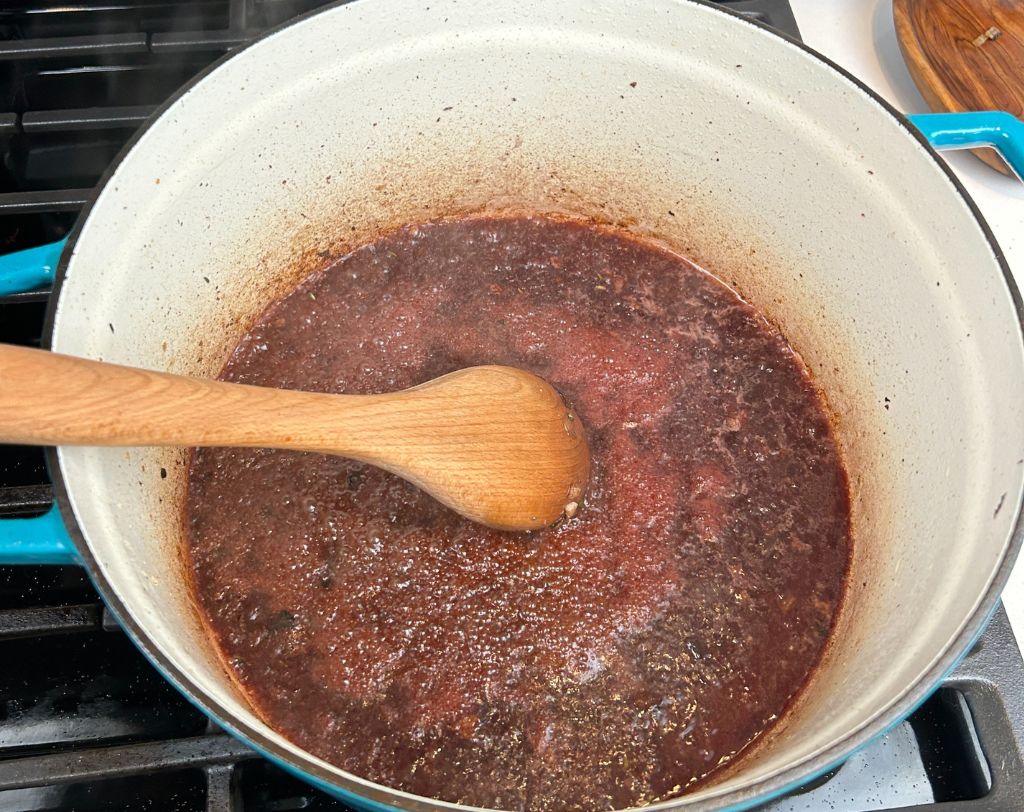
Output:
[{"left": 0, "top": 343, "right": 365, "bottom": 451}]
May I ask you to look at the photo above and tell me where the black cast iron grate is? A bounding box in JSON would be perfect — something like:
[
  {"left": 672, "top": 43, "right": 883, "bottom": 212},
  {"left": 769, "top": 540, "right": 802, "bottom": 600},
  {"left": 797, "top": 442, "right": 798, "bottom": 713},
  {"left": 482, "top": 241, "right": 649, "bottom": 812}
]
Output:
[{"left": 2, "top": 1, "right": 1023, "bottom": 811}]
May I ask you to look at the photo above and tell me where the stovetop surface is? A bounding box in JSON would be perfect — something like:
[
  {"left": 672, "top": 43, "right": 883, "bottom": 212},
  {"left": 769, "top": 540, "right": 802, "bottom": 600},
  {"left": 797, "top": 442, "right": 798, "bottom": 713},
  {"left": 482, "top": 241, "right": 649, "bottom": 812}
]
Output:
[{"left": 1, "top": 2, "right": 1023, "bottom": 810}]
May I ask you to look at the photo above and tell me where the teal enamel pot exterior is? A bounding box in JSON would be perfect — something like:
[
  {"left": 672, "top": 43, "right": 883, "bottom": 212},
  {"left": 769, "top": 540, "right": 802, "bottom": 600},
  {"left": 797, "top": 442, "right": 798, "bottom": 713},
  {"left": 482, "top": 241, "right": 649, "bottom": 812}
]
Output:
[{"left": 1, "top": 1, "right": 1024, "bottom": 810}]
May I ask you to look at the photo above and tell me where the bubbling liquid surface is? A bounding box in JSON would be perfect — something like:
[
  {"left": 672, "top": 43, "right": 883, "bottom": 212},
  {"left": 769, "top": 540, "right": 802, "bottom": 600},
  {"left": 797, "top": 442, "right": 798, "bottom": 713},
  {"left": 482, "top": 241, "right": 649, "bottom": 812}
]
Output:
[{"left": 185, "top": 215, "right": 851, "bottom": 811}]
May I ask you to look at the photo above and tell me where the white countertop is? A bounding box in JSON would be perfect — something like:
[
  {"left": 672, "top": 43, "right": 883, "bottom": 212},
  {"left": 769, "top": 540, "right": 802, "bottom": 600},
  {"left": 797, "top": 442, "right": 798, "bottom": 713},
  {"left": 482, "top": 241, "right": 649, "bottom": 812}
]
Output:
[{"left": 789, "top": 0, "right": 1024, "bottom": 643}]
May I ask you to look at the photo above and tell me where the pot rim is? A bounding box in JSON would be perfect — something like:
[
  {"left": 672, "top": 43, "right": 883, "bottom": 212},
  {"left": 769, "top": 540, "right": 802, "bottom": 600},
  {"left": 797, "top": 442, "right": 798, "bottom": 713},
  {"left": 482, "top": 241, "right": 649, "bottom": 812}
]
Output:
[{"left": 41, "top": 1, "right": 1024, "bottom": 810}]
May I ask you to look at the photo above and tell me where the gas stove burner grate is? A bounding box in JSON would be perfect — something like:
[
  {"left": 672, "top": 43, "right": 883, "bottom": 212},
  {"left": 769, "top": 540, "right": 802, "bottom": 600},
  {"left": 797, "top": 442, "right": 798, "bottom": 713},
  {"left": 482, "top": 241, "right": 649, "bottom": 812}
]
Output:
[{"left": 3, "top": 1, "right": 1024, "bottom": 811}]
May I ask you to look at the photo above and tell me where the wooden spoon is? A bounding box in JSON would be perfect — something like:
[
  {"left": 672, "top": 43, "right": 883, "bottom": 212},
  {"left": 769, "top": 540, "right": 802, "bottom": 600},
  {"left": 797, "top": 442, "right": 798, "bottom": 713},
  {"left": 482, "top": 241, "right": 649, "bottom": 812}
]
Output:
[{"left": 0, "top": 344, "right": 590, "bottom": 531}]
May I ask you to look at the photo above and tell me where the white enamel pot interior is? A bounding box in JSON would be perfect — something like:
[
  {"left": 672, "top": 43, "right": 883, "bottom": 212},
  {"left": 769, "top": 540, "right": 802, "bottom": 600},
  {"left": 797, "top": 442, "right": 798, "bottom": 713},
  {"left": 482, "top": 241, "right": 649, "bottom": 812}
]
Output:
[{"left": 45, "top": 0, "right": 1024, "bottom": 809}]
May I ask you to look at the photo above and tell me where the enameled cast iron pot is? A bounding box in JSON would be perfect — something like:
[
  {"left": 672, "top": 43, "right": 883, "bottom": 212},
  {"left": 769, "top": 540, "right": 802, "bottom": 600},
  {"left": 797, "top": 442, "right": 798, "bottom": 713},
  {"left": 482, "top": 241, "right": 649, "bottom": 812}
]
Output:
[{"left": 2, "top": 1, "right": 1024, "bottom": 809}]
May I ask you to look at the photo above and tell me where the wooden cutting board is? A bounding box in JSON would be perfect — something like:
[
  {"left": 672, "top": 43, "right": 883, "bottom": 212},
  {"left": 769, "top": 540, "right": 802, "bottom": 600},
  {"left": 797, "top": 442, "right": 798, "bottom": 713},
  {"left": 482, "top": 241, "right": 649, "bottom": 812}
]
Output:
[{"left": 893, "top": 0, "right": 1024, "bottom": 175}]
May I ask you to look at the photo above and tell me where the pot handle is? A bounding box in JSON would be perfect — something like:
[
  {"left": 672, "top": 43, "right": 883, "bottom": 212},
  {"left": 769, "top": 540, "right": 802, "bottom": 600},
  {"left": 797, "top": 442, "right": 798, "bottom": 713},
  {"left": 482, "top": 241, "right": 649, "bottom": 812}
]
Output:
[
  {"left": 0, "top": 238, "right": 67, "bottom": 296},
  {"left": 1, "top": 240, "right": 77, "bottom": 564},
  {"left": 908, "top": 111, "right": 1024, "bottom": 181},
  {"left": 0, "top": 504, "right": 79, "bottom": 565}
]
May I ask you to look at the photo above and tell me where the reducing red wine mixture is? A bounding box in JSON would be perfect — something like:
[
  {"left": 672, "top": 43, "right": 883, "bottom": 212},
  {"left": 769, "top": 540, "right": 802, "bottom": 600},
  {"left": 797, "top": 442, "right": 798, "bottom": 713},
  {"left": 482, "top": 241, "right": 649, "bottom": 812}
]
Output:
[{"left": 185, "top": 214, "right": 851, "bottom": 811}]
